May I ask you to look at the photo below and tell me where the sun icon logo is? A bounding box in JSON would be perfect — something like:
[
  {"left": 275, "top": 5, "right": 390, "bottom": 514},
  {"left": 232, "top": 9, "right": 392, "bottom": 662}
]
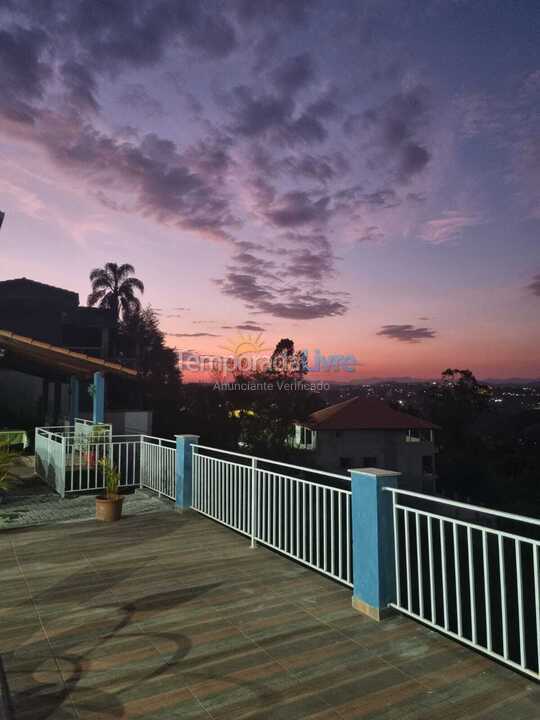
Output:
[{"left": 220, "top": 333, "right": 272, "bottom": 358}]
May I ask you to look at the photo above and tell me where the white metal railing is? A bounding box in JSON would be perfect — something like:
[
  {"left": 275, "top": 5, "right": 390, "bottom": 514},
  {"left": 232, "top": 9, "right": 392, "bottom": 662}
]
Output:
[
  {"left": 35, "top": 428, "right": 66, "bottom": 496},
  {"left": 64, "top": 434, "right": 141, "bottom": 493},
  {"left": 385, "top": 487, "right": 540, "bottom": 681},
  {"left": 191, "top": 445, "right": 352, "bottom": 587},
  {"left": 35, "top": 425, "right": 176, "bottom": 498},
  {"left": 140, "top": 435, "right": 176, "bottom": 500}
]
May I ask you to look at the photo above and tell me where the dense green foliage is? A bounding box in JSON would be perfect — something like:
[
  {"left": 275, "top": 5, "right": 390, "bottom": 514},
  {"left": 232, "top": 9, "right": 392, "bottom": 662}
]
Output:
[
  {"left": 427, "top": 369, "right": 540, "bottom": 513},
  {"left": 110, "top": 306, "right": 183, "bottom": 437}
]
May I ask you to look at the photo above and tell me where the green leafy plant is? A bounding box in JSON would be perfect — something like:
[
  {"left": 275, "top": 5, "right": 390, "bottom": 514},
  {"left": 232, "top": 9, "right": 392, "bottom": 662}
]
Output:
[
  {"left": 98, "top": 457, "right": 120, "bottom": 498},
  {"left": 89, "top": 425, "right": 110, "bottom": 443},
  {"left": 0, "top": 442, "right": 20, "bottom": 496}
]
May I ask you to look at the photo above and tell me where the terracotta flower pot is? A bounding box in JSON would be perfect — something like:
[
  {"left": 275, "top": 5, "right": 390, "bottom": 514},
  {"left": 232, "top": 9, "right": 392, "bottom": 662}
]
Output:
[{"left": 96, "top": 495, "right": 123, "bottom": 522}]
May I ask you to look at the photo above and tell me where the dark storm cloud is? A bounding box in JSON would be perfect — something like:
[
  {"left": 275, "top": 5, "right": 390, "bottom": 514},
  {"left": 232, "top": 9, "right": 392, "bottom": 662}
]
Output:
[
  {"left": 272, "top": 53, "right": 315, "bottom": 95},
  {"left": 377, "top": 324, "right": 437, "bottom": 343},
  {"left": 527, "top": 274, "right": 540, "bottom": 296}
]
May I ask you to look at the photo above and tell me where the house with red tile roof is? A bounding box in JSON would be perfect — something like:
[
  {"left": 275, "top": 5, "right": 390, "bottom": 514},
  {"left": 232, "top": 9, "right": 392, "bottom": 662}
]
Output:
[{"left": 291, "top": 396, "right": 439, "bottom": 491}]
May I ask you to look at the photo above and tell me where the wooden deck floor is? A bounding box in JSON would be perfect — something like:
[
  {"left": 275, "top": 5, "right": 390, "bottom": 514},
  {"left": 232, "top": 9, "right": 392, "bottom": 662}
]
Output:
[{"left": 0, "top": 510, "right": 537, "bottom": 719}]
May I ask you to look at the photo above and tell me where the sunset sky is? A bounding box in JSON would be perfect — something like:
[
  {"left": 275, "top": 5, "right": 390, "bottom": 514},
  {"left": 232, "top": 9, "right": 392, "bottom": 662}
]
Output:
[{"left": 0, "top": 1, "right": 539, "bottom": 380}]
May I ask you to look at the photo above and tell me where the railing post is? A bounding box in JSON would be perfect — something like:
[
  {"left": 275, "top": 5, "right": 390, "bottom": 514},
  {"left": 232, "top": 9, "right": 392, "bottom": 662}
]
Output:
[
  {"left": 59, "top": 435, "right": 66, "bottom": 498},
  {"left": 175, "top": 435, "right": 199, "bottom": 511},
  {"left": 250, "top": 457, "right": 257, "bottom": 548},
  {"left": 350, "top": 467, "right": 401, "bottom": 621},
  {"left": 139, "top": 436, "right": 143, "bottom": 489}
]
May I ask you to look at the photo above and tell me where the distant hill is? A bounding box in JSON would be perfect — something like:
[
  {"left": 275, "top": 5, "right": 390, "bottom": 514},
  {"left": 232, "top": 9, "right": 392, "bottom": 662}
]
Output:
[{"left": 325, "top": 377, "right": 540, "bottom": 386}]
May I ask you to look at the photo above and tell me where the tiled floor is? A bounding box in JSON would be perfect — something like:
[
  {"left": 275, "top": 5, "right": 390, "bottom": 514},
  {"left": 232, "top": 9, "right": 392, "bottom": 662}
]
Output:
[
  {"left": 0, "top": 510, "right": 537, "bottom": 719},
  {"left": 0, "top": 466, "right": 174, "bottom": 529}
]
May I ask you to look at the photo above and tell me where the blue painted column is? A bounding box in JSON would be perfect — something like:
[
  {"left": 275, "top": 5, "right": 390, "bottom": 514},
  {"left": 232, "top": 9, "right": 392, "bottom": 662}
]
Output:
[
  {"left": 350, "top": 467, "right": 401, "bottom": 621},
  {"left": 92, "top": 371, "right": 105, "bottom": 424},
  {"left": 69, "top": 376, "right": 80, "bottom": 425},
  {"left": 175, "top": 435, "right": 199, "bottom": 510}
]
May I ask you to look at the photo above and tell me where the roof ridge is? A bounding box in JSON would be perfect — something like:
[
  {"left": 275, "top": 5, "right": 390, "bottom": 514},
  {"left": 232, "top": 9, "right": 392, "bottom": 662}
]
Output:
[
  {"left": 0, "top": 277, "right": 78, "bottom": 296},
  {"left": 307, "top": 395, "right": 438, "bottom": 430}
]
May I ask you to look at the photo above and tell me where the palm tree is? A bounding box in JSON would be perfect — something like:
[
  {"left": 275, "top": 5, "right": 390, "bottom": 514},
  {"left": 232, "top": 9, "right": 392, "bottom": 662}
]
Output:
[{"left": 87, "top": 263, "right": 144, "bottom": 324}]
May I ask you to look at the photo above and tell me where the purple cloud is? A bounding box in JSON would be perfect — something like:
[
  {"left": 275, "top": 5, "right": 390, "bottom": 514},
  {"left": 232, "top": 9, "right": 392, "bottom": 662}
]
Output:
[{"left": 377, "top": 324, "right": 437, "bottom": 343}]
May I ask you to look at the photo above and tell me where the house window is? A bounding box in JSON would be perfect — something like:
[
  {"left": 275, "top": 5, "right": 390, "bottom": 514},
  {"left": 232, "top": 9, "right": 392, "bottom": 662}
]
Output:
[
  {"left": 299, "top": 426, "right": 313, "bottom": 448},
  {"left": 422, "top": 455, "right": 434, "bottom": 474},
  {"left": 363, "top": 456, "right": 377, "bottom": 467},
  {"left": 339, "top": 457, "right": 352, "bottom": 469}
]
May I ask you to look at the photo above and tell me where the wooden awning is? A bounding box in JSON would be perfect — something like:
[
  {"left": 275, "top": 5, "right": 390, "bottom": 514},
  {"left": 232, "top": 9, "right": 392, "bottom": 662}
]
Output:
[{"left": 0, "top": 329, "right": 137, "bottom": 380}]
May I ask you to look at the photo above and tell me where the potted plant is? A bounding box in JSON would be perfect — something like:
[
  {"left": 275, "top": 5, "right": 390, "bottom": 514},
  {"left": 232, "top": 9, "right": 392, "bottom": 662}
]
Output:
[
  {"left": 95, "top": 457, "right": 123, "bottom": 522},
  {"left": 84, "top": 425, "right": 109, "bottom": 469}
]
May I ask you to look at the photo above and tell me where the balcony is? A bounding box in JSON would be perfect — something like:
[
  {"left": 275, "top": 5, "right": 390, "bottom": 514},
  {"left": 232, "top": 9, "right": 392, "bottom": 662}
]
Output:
[
  {"left": 2, "top": 510, "right": 538, "bottom": 719},
  {"left": 1, "top": 424, "right": 539, "bottom": 717}
]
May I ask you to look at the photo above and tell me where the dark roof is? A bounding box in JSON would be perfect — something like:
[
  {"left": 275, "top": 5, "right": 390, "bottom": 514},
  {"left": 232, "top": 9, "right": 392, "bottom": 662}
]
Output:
[
  {"left": 0, "top": 329, "right": 137, "bottom": 379},
  {"left": 0, "top": 278, "right": 78, "bottom": 303},
  {"left": 305, "top": 396, "right": 438, "bottom": 431}
]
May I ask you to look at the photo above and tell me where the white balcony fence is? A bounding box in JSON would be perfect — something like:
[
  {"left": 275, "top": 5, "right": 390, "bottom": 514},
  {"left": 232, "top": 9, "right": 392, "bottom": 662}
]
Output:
[
  {"left": 35, "top": 428, "right": 66, "bottom": 496},
  {"left": 191, "top": 444, "right": 353, "bottom": 587},
  {"left": 386, "top": 487, "right": 540, "bottom": 681},
  {"left": 64, "top": 434, "right": 141, "bottom": 493},
  {"left": 35, "top": 424, "right": 175, "bottom": 498},
  {"left": 140, "top": 435, "right": 176, "bottom": 500}
]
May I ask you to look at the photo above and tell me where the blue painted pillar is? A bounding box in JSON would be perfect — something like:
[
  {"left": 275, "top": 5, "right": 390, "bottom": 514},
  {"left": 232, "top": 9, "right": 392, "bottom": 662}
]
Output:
[
  {"left": 92, "top": 371, "right": 105, "bottom": 424},
  {"left": 69, "top": 376, "right": 80, "bottom": 424},
  {"left": 350, "top": 467, "right": 401, "bottom": 621},
  {"left": 175, "top": 435, "right": 199, "bottom": 510}
]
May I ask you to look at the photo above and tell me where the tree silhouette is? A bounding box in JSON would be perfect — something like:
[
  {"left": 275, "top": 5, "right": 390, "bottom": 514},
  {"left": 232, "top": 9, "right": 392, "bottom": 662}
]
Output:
[{"left": 87, "top": 262, "right": 144, "bottom": 325}]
